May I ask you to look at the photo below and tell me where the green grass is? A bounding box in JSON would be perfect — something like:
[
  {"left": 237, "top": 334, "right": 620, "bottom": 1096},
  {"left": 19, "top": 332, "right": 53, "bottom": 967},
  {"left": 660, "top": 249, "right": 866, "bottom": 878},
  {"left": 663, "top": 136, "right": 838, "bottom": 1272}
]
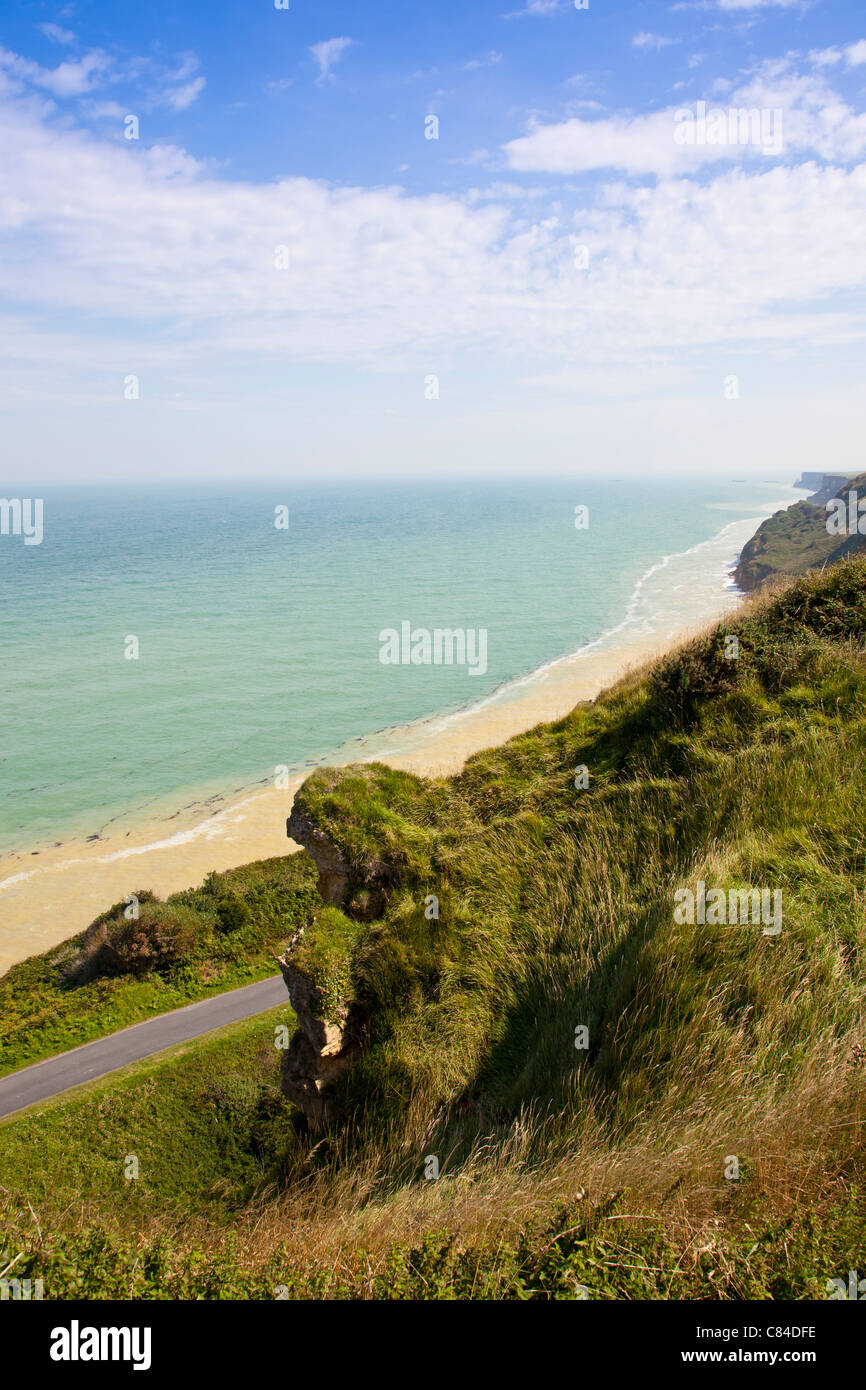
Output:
[
  {"left": 0, "top": 1175, "right": 862, "bottom": 1299},
  {"left": 0, "top": 1008, "right": 296, "bottom": 1220},
  {"left": 0, "top": 854, "right": 319, "bottom": 1077},
  {"left": 280, "top": 561, "right": 866, "bottom": 1161}
]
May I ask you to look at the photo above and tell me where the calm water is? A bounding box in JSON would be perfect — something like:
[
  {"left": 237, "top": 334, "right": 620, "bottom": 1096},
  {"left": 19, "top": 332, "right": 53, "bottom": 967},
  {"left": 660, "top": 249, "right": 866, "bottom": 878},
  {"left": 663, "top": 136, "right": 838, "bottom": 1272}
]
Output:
[{"left": 0, "top": 477, "right": 794, "bottom": 853}]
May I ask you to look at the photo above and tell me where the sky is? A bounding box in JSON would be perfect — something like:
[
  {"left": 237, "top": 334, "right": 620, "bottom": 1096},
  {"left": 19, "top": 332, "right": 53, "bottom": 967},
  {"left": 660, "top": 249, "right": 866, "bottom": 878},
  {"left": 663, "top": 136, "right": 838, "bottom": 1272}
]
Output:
[{"left": 1, "top": 0, "right": 866, "bottom": 481}]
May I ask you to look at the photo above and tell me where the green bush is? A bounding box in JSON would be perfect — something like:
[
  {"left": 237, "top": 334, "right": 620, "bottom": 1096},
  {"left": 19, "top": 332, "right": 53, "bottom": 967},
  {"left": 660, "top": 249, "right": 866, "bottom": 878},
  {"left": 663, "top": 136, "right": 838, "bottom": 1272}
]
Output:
[
  {"left": 216, "top": 894, "right": 251, "bottom": 935},
  {"left": 91, "top": 901, "right": 208, "bottom": 978}
]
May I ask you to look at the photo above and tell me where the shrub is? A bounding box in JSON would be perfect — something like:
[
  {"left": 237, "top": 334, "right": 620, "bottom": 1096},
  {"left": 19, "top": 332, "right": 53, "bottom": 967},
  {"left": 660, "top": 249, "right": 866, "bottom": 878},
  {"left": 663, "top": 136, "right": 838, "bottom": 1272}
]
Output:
[
  {"left": 216, "top": 894, "right": 251, "bottom": 935},
  {"left": 89, "top": 902, "right": 208, "bottom": 978}
]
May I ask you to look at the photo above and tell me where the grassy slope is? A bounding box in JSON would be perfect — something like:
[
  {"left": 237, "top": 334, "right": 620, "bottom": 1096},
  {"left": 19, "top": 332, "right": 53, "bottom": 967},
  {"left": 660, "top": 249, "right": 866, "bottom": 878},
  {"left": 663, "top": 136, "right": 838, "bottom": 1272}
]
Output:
[
  {"left": 290, "top": 560, "right": 866, "bottom": 1150},
  {"left": 0, "top": 854, "right": 319, "bottom": 1077},
  {"left": 0, "top": 1006, "right": 860, "bottom": 1299},
  {"left": 734, "top": 473, "right": 866, "bottom": 591},
  {"left": 2, "top": 559, "right": 866, "bottom": 1298},
  {"left": 0, "top": 1008, "right": 295, "bottom": 1219}
]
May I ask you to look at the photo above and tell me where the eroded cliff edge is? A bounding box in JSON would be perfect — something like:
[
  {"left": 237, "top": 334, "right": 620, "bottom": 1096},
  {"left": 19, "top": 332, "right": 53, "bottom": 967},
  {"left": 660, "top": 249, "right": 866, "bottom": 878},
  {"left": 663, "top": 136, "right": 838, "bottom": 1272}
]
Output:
[
  {"left": 278, "top": 767, "right": 426, "bottom": 1128},
  {"left": 277, "top": 932, "right": 364, "bottom": 1128}
]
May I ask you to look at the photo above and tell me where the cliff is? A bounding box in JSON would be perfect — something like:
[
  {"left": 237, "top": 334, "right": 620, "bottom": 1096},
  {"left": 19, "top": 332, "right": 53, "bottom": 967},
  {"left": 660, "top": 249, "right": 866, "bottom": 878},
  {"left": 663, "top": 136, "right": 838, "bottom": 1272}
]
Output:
[
  {"left": 276, "top": 911, "right": 366, "bottom": 1128},
  {"left": 793, "top": 470, "right": 856, "bottom": 502},
  {"left": 277, "top": 558, "right": 866, "bottom": 1155},
  {"left": 734, "top": 472, "right": 866, "bottom": 591}
]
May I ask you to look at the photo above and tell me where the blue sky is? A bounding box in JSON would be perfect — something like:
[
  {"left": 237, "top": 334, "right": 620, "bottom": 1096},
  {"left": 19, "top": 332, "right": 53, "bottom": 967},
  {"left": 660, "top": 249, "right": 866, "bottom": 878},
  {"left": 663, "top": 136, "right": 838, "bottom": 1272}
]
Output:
[{"left": 2, "top": 0, "right": 866, "bottom": 480}]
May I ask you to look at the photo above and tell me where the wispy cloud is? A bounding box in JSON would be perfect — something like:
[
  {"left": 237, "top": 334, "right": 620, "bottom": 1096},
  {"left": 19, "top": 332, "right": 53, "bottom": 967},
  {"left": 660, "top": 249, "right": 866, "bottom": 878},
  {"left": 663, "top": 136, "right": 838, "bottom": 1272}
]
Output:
[
  {"left": 40, "top": 24, "right": 76, "bottom": 46},
  {"left": 715, "top": 0, "right": 806, "bottom": 9},
  {"left": 633, "top": 33, "right": 678, "bottom": 51},
  {"left": 504, "top": 54, "right": 866, "bottom": 175},
  {"left": 1, "top": 31, "right": 866, "bottom": 481},
  {"left": 310, "top": 37, "right": 355, "bottom": 84},
  {"left": 0, "top": 45, "right": 109, "bottom": 97},
  {"left": 464, "top": 51, "right": 504, "bottom": 71},
  {"left": 504, "top": 0, "right": 569, "bottom": 19},
  {"left": 160, "top": 76, "right": 205, "bottom": 111},
  {"left": 810, "top": 39, "right": 866, "bottom": 69}
]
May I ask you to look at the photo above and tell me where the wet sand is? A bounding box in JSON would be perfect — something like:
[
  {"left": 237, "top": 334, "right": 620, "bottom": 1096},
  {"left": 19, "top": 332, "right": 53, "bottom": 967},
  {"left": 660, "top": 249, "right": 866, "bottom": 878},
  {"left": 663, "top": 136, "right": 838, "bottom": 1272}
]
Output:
[{"left": 0, "top": 599, "right": 740, "bottom": 977}]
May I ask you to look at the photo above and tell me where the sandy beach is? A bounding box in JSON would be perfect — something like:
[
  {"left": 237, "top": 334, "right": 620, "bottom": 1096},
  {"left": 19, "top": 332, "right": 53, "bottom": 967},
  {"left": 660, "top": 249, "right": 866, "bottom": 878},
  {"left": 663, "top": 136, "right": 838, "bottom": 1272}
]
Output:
[{"left": 0, "top": 584, "right": 745, "bottom": 976}]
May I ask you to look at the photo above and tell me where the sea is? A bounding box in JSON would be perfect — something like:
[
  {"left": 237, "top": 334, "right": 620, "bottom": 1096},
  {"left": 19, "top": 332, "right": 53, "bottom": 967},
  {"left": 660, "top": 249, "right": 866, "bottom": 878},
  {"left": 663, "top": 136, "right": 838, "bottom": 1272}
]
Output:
[{"left": 0, "top": 475, "right": 799, "bottom": 856}]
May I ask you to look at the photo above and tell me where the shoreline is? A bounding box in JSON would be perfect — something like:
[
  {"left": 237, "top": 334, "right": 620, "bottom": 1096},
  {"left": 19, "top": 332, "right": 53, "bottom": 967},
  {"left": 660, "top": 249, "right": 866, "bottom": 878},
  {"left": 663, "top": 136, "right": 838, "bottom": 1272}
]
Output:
[{"left": 0, "top": 504, "right": 789, "bottom": 975}]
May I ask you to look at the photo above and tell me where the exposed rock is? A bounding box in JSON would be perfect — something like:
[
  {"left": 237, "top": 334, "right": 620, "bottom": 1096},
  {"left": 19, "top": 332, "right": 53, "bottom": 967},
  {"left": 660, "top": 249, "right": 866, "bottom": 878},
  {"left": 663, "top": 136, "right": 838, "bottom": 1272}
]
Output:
[
  {"left": 286, "top": 798, "right": 395, "bottom": 918},
  {"left": 286, "top": 804, "right": 351, "bottom": 906},
  {"left": 280, "top": 785, "right": 403, "bottom": 1124},
  {"left": 277, "top": 945, "right": 362, "bottom": 1129}
]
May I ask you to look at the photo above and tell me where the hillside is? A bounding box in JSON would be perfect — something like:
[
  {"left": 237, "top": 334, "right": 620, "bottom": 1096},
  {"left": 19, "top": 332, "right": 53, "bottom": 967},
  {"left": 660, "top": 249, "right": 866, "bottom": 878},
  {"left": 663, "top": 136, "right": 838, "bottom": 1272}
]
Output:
[
  {"left": 2, "top": 557, "right": 866, "bottom": 1298},
  {"left": 734, "top": 473, "right": 866, "bottom": 591}
]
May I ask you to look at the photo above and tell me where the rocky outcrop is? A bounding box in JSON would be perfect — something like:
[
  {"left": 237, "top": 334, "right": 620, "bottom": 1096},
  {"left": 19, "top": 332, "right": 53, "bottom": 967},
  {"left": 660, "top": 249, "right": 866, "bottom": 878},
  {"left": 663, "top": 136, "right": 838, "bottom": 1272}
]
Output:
[
  {"left": 286, "top": 804, "right": 351, "bottom": 905},
  {"left": 286, "top": 798, "right": 395, "bottom": 918},
  {"left": 277, "top": 939, "right": 363, "bottom": 1129},
  {"left": 279, "top": 777, "right": 411, "bottom": 1125}
]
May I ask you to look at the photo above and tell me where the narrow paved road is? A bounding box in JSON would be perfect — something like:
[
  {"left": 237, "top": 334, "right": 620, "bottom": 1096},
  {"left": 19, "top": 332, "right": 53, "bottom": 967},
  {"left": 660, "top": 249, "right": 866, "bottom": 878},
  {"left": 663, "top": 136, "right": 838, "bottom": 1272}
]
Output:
[{"left": 0, "top": 975, "right": 288, "bottom": 1120}]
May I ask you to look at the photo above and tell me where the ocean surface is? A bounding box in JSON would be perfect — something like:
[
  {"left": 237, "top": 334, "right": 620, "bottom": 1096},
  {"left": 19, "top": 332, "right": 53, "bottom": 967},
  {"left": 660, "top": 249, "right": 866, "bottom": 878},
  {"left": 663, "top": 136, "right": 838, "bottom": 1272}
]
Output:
[{"left": 0, "top": 477, "right": 797, "bottom": 856}]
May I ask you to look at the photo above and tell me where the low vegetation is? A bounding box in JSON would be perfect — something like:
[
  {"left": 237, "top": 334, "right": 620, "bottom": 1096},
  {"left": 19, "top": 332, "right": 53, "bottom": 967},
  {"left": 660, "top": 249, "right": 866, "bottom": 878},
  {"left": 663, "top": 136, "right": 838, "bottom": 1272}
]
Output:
[{"left": 0, "top": 855, "right": 319, "bottom": 1076}]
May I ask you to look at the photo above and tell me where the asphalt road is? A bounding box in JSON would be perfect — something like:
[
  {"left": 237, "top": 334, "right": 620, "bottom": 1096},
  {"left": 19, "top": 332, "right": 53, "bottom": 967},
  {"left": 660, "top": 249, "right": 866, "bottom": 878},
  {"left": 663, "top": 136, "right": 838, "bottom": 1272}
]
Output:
[{"left": 0, "top": 974, "right": 289, "bottom": 1120}]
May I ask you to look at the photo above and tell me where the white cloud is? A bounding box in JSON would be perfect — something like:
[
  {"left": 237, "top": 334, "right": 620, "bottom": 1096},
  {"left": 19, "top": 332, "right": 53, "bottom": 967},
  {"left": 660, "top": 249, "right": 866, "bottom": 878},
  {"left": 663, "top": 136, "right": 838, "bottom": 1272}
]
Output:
[
  {"left": 40, "top": 24, "right": 76, "bottom": 46},
  {"left": 633, "top": 33, "right": 677, "bottom": 51},
  {"left": 309, "top": 37, "right": 355, "bottom": 84},
  {"left": 504, "top": 59, "right": 866, "bottom": 175},
  {"left": 0, "top": 45, "right": 109, "bottom": 97},
  {"left": 503, "top": 0, "right": 568, "bottom": 18},
  {"left": 161, "top": 76, "right": 205, "bottom": 111},
  {"left": 169, "top": 55, "right": 200, "bottom": 83},
  {"left": 810, "top": 39, "right": 866, "bottom": 69},
  {"left": 83, "top": 100, "right": 127, "bottom": 121},
  {"left": 716, "top": 0, "right": 804, "bottom": 9},
  {"left": 1, "top": 85, "right": 865, "bottom": 374},
  {"left": 148, "top": 54, "right": 206, "bottom": 111},
  {"left": 1, "top": 37, "right": 866, "bottom": 482},
  {"left": 464, "top": 51, "right": 504, "bottom": 71},
  {"left": 504, "top": 107, "right": 752, "bottom": 176}
]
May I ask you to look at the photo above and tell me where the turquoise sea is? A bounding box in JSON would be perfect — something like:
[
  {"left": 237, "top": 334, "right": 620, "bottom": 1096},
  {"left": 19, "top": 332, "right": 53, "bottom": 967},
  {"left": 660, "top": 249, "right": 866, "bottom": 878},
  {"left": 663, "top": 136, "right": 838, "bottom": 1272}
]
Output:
[{"left": 0, "top": 477, "right": 797, "bottom": 855}]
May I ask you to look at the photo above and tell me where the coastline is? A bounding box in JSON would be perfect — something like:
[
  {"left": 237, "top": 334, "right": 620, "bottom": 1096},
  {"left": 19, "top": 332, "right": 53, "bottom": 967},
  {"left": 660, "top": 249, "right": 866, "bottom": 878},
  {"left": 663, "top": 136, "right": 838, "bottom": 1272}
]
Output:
[{"left": 0, "top": 505, "right": 788, "bottom": 975}]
